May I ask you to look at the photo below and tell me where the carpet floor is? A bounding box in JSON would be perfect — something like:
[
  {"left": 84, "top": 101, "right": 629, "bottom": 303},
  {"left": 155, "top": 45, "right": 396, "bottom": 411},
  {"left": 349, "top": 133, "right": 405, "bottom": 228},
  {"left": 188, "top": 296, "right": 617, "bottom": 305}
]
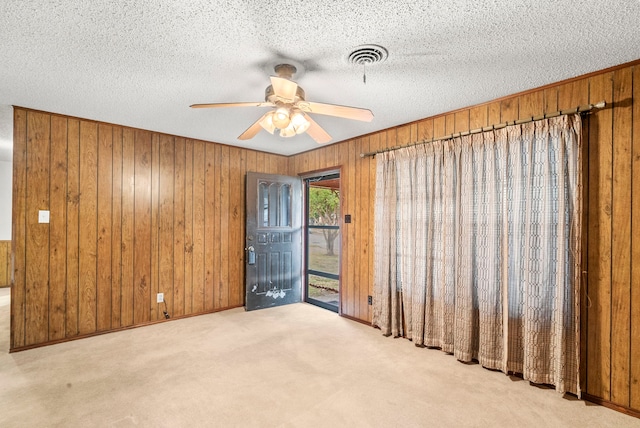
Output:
[{"left": 0, "top": 287, "right": 638, "bottom": 427}]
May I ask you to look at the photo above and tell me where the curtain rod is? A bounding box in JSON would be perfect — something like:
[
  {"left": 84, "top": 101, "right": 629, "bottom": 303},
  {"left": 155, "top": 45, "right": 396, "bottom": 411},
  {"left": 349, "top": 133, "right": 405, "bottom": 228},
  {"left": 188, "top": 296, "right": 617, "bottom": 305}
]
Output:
[{"left": 360, "top": 100, "right": 606, "bottom": 158}]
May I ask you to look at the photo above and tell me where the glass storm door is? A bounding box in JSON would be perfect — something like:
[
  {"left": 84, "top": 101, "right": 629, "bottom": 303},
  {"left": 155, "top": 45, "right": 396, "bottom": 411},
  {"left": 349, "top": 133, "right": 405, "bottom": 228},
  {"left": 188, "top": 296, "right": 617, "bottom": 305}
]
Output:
[
  {"left": 245, "top": 172, "right": 302, "bottom": 311},
  {"left": 304, "top": 172, "right": 340, "bottom": 313}
]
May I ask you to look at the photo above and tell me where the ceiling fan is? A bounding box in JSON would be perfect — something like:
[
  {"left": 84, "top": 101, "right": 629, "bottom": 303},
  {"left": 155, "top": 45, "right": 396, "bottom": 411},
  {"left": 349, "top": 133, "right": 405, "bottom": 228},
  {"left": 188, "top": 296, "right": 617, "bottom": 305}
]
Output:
[{"left": 190, "top": 64, "right": 374, "bottom": 144}]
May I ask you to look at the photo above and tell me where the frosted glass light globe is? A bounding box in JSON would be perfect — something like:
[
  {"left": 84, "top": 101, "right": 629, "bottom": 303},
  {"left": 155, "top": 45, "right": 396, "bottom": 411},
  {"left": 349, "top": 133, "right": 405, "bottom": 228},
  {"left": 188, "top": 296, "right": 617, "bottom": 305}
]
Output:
[{"left": 272, "top": 107, "right": 291, "bottom": 129}]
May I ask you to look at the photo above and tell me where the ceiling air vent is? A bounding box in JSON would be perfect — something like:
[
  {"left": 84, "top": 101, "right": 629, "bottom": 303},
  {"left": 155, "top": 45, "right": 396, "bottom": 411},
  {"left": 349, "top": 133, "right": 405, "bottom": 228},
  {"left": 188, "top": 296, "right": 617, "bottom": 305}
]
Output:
[{"left": 347, "top": 44, "right": 388, "bottom": 65}]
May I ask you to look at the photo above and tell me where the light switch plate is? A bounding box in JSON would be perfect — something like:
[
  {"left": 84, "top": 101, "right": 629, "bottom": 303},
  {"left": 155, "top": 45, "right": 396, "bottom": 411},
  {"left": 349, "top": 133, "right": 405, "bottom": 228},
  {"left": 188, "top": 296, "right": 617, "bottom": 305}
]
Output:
[{"left": 38, "top": 210, "right": 50, "bottom": 224}]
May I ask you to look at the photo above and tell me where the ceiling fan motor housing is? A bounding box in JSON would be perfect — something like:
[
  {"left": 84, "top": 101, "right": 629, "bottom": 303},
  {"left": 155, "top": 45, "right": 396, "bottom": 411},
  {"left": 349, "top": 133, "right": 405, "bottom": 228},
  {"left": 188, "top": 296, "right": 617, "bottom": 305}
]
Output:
[
  {"left": 274, "top": 63, "right": 297, "bottom": 78},
  {"left": 265, "top": 85, "right": 305, "bottom": 104}
]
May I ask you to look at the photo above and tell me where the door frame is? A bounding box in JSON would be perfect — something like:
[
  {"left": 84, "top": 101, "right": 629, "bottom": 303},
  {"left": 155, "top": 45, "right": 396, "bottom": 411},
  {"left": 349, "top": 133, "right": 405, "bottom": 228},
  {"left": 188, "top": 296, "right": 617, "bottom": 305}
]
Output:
[{"left": 300, "top": 167, "right": 343, "bottom": 315}]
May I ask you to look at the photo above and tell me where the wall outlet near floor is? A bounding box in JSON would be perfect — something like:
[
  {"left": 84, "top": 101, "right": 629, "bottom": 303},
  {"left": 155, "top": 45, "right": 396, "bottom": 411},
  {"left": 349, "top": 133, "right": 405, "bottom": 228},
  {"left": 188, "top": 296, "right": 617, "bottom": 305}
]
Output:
[
  {"left": 157, "top": 293, "right": 164, "bottom": 303},
  {"left": 368, "top": 295, "right": 372, "bottom": 305}
]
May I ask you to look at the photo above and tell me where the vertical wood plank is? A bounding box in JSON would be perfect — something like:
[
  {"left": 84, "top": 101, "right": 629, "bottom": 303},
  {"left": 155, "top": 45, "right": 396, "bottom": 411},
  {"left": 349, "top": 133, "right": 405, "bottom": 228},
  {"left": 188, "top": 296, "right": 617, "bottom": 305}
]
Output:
[
  {"left": 586, "top": 71, "right": 614, "bottom": 400},
  {"left": 631, "top": 65, "right": 640, "bottom": 411},
  {"left": 205, "top": 143, "right": 218, "bottom": 311},
  {"left": 96, "top": 124, "right": 113, "bottom": 332},
  {"left": 469, "top": 106, "right": 487, "bottom": 129},
  {"left": 323, "top": 145, "right": 336, "bottom": 170},
  {"left": 286, "top": 153, "right": 295, "bottom": 175},
  {"left": 368, "top": 132, "right": 382, "bottom": 321},
  {"left": 544, "top": 87, "right": 559, "bottom": 113},
  {"left": 228, "top": 147, "right": 243, "bottom": 307},
  {"left": 133, "top": 130, "right": 152, "bottom": 324},
  {"left": 301, "top": 153, "right": 309, "bottom": 174},
  {"left": 305, "top": 149, "right": 317, "bottom": 172},
  {"left": 173, "top": 137, "right": 186, "bottom": 317},
  {"left": 49, "top": 115, "right": 67, "bottom": 340},
  {"left": 488, "top": 101, "right": 501, "bottom": 126},
  {"left": 445, "top": 113, "right": 455, "bottom": 135},
  {"left": 298, "top": 151, "right": 308, "bottom": 172},
  {"left": 245, "top": 150, "right": 257, "bottom": 176},
  {"left": 289, "top": 153, "right": 299, "bottom": 176},
  {"left": 78, "top": 120, "right": 97, "bottom": 336},
  {"left": 417, "top": 118, "right": 434, "bottom": 142},
  {"left": 219, "top": 146, "right": 230, "bottom": 309},
  {"left": 0, "top": 242, "right": 10, "bottom": 286},
  {"left": 278, "top": 154, "right": 288, "bottom": 174},
  {"left": 610, "top": 67, "right": 632, "bottom": 406},
  {"left": 358, "top": 137, "right": 370, "bottom": 321},
  {"left": 183, "top": 140, "right": 194, "bottom": 314},
  {"left": 256, "top": 152, "right": 266, "bottom": 173},
  {"left": 158, "top": 135, "right": 175, "bottom": 320},
  {"left": 11, "top": 108, "right": 27, "bottom": 348},
  {"left": 301, "top": 152, "right": 310, "bottom": 174},
  {"left": 558, "top": 78, "right": 589, "bottom": 111},
  {"left": 272, "top": 153, "right": 282, "bottom": 173},
  {"left": 192, "top": 141, "right": 206, "bottom": 312},
  {"left": 454, "top": 110, "right": 469, "bottom": 133},
  {"left": 409, "top": 123, "right": 419, "bottom": 144},
  {"left": 500, "top": 98, "right": 519, "bottom": 122},
  {"left": 433, "top": 117, "right": 446, "bottom": 139},
  {"left": 120, "top": 128, "right": 135, "bottom": 327},
  {"left": 111, "top": 127, "right": 123, "bottom": 328},
  {"left": 298, "top": 152, "right": 309, "bottom": 173},
  {"left": 338, "top": 140, "right": 350, "bottom": 315},
  {"left": 25, "top": 111, "right": 51, "bottom": 345},
  {"left": 352, "top": 139, "right": 362, "bottom": 320},
  {"left": 335, "top": 143, "right": 345, "bottom": 167},
  {"left": 518, "top": 91, "right": 544, "bottom": 120},
  {"left": 65, "top": 119, "right": 80, "bottom": 337},
  {"left": 265, "top": 153, "right": 274, "bottom": 173},
  {"left": 396, "top": 125, "right": 412, "bottom": 147},
  {"left": 580, "top": 102, "right": 591, "bottom": 393},
  {"left": 346, "top": 140, "right": 357, "bottom": 318}
]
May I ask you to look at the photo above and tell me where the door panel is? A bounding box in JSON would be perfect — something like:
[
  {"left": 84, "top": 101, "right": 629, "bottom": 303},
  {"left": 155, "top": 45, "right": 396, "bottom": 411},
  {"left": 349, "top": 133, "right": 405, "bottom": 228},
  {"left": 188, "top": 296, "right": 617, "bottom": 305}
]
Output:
[{"left": 245, "top": 172, "right": 302, "bottom": 310}]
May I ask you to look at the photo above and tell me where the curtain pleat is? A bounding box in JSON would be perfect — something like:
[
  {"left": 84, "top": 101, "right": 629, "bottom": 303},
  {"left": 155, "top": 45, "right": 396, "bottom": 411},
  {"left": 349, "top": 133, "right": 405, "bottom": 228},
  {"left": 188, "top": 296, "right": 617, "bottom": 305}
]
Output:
[{"left": 372, "top": 114, "right": 582, "bottom": 396}]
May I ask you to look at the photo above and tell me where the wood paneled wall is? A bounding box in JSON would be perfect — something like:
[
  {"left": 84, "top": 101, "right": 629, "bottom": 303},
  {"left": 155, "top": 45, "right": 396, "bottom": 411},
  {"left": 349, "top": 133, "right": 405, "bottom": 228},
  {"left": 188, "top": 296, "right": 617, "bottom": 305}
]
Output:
[
  {"left": 0, "top": 241, "right": 10, "bottom": 286},
  {"left": 11, "top": 108, "right": 287, "bottom": 350},
  {"left": 288, "top": 60, "right": 640, "bottom": 414},
  {"left": 10, "top": 60, "right": 640, "bottom": 414}
]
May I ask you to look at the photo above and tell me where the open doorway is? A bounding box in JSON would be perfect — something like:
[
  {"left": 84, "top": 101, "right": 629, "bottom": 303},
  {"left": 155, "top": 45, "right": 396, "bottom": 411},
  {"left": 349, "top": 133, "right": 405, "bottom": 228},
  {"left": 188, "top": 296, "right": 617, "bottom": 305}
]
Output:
[{"left": 304, "top": 172, "right": 340, "bottom": 313}]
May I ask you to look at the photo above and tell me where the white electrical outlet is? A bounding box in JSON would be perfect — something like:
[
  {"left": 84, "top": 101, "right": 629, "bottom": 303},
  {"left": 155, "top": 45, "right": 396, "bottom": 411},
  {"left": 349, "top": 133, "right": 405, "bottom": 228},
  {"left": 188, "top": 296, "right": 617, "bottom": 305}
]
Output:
[
  {"left": 157, "top": 293, "right": 164, "bottom": 303},
  {"left": 38, "top": 210, "right": 50, "bottom": 224}
]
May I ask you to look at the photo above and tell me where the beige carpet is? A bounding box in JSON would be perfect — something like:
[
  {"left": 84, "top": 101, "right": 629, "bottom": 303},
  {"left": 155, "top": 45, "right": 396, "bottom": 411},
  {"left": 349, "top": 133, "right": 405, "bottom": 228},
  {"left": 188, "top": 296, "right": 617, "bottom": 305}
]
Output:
[{"left": 0, "top": 287, "right": 638, "bottom": 428}]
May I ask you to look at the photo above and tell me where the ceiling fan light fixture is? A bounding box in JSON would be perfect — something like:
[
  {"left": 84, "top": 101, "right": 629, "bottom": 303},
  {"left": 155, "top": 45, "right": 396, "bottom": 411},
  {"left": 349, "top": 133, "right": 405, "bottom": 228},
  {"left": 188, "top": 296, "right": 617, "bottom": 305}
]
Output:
[
  {"left": 279, "top": 123, "right": 297, "bottom": 138},
  {"left": 290, "top": 110, "right": 310, "bottom": 134},
  {"left": 259, "top": 111, "right": 276, "bottom": 134},
  {"left": 272, "top": 106, "right": 291, "bottom": 129}
]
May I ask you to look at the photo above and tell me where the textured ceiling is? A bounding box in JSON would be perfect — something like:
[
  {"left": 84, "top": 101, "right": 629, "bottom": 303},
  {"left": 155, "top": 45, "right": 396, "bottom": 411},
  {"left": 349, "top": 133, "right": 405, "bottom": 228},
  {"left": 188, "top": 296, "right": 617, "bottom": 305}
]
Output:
[{"left": 1, "top": 1, "right": 639, "bottom": 159}]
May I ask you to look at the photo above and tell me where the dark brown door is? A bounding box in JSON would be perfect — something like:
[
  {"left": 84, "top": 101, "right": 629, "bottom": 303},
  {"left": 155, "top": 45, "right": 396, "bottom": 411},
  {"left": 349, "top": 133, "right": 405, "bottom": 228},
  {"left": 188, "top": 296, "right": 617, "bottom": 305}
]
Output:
[{"left": 245, "top": 172, "right": 302, "bottom": 311}]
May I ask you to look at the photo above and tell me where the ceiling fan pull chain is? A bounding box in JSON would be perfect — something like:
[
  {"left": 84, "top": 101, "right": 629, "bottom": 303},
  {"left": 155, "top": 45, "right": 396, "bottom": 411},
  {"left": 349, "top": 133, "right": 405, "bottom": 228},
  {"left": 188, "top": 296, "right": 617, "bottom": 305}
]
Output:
[{"left": 363, "top": 63, "right": 367, "bottom": 84}]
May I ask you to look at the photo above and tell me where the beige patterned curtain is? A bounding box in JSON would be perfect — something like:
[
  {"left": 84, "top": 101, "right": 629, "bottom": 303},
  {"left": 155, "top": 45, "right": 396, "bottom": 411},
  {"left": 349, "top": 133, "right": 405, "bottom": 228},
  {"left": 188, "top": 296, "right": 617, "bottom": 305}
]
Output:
[{"left": 372, "top": 114, "right": 582, "bottom": 396}]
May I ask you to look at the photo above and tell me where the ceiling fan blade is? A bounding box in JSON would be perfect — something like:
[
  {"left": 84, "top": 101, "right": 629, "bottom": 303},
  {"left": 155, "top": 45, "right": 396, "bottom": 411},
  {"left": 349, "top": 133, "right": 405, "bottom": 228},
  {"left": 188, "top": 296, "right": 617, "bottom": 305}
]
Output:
[
  {"left": 303, "top": 114, "right": 332, "bottom": 144},
  {"left": 299, "top": 101, "right": 374, "bottom": 122},
  {"left": 190, "top": 102, "right": 273, "bottom": 109},
  {"left": 238, "top": 114, "right": 268, "bottom": 140},
  {"left": 270, "top": 76, "right": 298, "bottom": 102}
]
